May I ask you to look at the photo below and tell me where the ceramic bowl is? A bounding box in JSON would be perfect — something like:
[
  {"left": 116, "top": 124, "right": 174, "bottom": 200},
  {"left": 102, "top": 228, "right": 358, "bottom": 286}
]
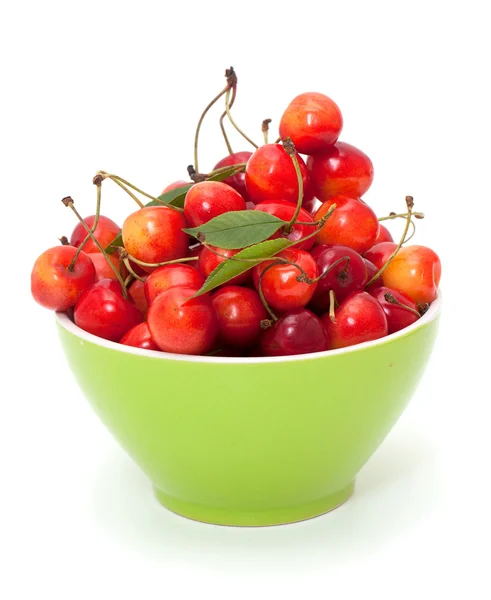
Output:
[{"left": 56, "top": 295, "right": 441, "bottom": 526}]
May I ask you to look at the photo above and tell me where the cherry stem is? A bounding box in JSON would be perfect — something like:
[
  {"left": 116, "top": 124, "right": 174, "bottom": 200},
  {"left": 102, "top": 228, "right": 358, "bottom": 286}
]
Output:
[
  {"left": 125, "top": 254, "right": 199, "bottom": 268},
  {"left": 124, "top": 274, "right": 134, "bottom": 287},
  {"left": 329, "top": 289, "right": 337, "bottom": 323},
  {"left": 59, "top": 236, "right": 69, "bottom": 245},
  {"left": 384, "top": 292, "right": 421, "bottom": 318},
  {"left": 290, "top": 204, "right": 337, "bottom": 247},
  {"left": 262, "top": 119, "right": 272, "bottom": 144},
  {"left": 366, "top": 196, "right": 414, "bottom": 287},
  {"left": 225, "top": 87, "right": 259, "bottom": 150},
  {"left": 403, "top": 219, "right": 416, "bottom": 244},
  {"left": 219, "top": 85, "right": 236, "bottom": 155},
  {"left": 283, "top": 137, "right": 304, "bottom": 233},
  {"left": 379, "top": 211, "right": 424, "bottom": 221},
  {"left": 123, "top": 257, "right": 146, "bottom": 283},
  {"left": 62, "top": 196, "right": 128, "bottom": 298},
  {"left": 194, "top": 85, "right": 230, "bottom": 173},
  {"left": 68, "top": 180, "right": 102, "bottom": 270},
  {"left": 98, "top": 172, "right": 160, "bottom": 204},
  {"left": 305, "top": 256, "right": 351, "bottom": 285}
]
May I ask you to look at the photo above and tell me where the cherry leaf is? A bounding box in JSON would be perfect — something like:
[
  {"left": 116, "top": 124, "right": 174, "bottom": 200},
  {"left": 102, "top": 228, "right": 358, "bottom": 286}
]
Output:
[{"left": 104, "top": 231, "right": 123, "bottom": 254}]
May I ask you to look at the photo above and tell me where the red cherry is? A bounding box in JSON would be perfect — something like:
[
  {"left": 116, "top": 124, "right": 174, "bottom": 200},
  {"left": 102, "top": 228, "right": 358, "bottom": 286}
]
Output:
[
  {"left": 310, "top": 244, "right": 368, "bottom": 308},
  {"left": 245, "top": 143, "right": 308, "bottom": 205},
  {"left": 260, "top": 308, "right": 329, "bottom": 356},
  {"left": 212, "top": 285, "right": 268, "bottom": 348},
  {"left": 322, "top": 291, "right": 388, "bottom": 349},
  {"left": 147, "top": 285, "right": 218, "bottom": 355},
  {"left": 364, "top": 259, "right": 384, "bottom": 292},
  {"left": 31, "top": 246, "right": 96, "bottom": 311},
  {"left": 369, "top": 286, "right": 420, "bottom": 334},
  {"left": 128, "top": 278, "right": 148, "bottom": 318},
  {"left": 88, "top": 252, "right": 124, "bottom": 282},
  {"left": 381, "top": 245, "right": 441, "bottom": 304},
  {"left": 198, "top": 245, "right": 252, "bottom": 286},
  {"left": 213, "top": 151, "right": 253, "bottom": 201},
  {"left": 161, "top": 180, "right": 190, "bottom": 194},
  {"left": 279, "top": 92, "right": 343, "bottom": 154},
  {"left": 307, "top": 142, "right": 374, "bottom": 201},
  {"left": 254, "top": 199, "right": 316, "bottom": 251},
  {"left": 374, "top": 224, "right": 393, "bottom": 244},
  {"left": 253, "top": 247, "right": 318, "bottom": 313},
  {"left": 122, "top": 206, "right": 188, "bottom": 269},
  {"left": 184, "top": 181, "right": 246, "bottom": 228},
  {"left": 314, "top": 196, "right": 379, "bottom": 254},
  {"left": 364, "top": 242, "right": 397, "bottom": 270},
  {"left": 120, "top": 322, "right": 160, "bottom": 350},
  {"left": 74, "top": 279, "right": 143, "bottom": 341},
  {"left": 144, "top": 263, "right": 205, "bottom": 304},
  {"left": 70, "top": 215, "right": 120, "bottom": 255}
]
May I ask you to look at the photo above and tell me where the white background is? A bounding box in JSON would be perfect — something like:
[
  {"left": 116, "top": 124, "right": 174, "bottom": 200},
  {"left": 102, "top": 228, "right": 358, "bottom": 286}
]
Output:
[{"left": 1, "top": 1, "right": 490, "bottom": 598}]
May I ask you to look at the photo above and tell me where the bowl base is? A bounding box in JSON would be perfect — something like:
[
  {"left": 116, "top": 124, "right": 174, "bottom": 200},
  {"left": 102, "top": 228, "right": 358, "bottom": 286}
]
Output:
[{"left": 153, "top": 481, "right": 355, "bottom": 527}]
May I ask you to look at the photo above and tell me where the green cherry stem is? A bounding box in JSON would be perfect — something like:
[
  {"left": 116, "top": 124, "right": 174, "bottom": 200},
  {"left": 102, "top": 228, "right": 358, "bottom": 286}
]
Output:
[
  {"left": 379, "top": 211, "right": 424, "bottom": 221},
  {"left": 283, "top": 137, "right": 304, "bottom": 233},
  {"left": 124, "top": 273, "right": 135, "bottom": 287},
  {"left": 125, "top": 254, "right": 199, "bottom": 268},
  {"left": 290, "top": 204, "right": 337, "bottom": 247},
  {"left": 328, "top": 289, "right": 337, "bottom": 323},
  {"left": 62, "top": 196, "right": 128, "bottom": 298},
  {"left": 225, "top": 88, "right": 259, "bottom": 150},
  {"left": 384, "top": 292, "right": 421, "bottom": 318},
  {"left": 122, "top": 257, "right": 146, "bottom": 283},
  {"left": 68, "top": 178, "right": 103, "bottom": 270},
  {"left": 219, "top": 85, "right": 236, "bottom": 155},
  {"left": 302, "top": 256, "right": 351, "bottom": 285},
  {"left": 366, "top": 196, "right": 415, "bottom": 287}
]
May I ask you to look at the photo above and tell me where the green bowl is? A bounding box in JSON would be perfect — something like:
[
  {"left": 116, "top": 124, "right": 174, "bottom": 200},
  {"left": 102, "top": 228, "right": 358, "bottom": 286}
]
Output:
[{"left": 56, "top": 296, "right": 441, "bottom": 527}]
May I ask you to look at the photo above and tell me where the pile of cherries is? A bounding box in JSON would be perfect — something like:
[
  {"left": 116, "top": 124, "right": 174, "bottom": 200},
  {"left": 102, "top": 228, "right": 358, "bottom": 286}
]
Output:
[{"left": 31, "top": 70, "right": 441, "bottom": 357}]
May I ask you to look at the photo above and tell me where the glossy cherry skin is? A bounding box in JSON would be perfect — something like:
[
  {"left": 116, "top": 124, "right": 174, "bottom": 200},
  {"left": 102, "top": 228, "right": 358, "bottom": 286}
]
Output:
[
  {"left": 254, "top": 199, "right": 316, "bottom": 251},
  {"left": 198, "top": 245, "right": 252, "bottom": 286},
  {"left": 381, "top": 245, "right": 441, "bottom": 304},
  {"left": 253, "top": 248, "right": 318, "bottom": 313},
  {"left": 369, "top": 286, "right": 419, "bottom": 334},
  {"left": 211, "top": 285, "right": 268, "bottom": 348},
  {"left": 161, "top": 180, "right": 191, "bottom": 195},
  {"left": 214, "top": 151, "right": 253, "bottom": 202},
  {"left": 74, "top": 279, "right": 143, "bottom": 342},
  {"left": 245, "top": 143, "right": 309, "bottom": 205},
  {"left": 31, "top": 245, "right": 96, "bottom": 311},
  {"left": 184, "top": 181, "right": 246, "bottom": 228},
  {"left": 279, "top": 92, "right": 343, "bottom": 154},
  {"left": 88, "top": 252, "right": 124, "bottom": 282},
  {"left": 364, "top": 259, "right": 384, "bottom": 292},
  {"left": 323, "top": 291, "right": 388, "bottom": 349},
  {"left": 128, "top": 279, "right": 148, "bottom": 317},
  {"left": 144, "top": 263, "right": 205, "bottom": 304},
  {"left": 260, "top": 308, "right": 329, "bottom": 356},
  {"left": 122, "top": 206, "right": 189, "bottom": 269},
  {"left": 70, "top": 215, "right": 121, "bottom": 255},
  {"left": 120, "top": 322, "right": 160, "bottom": 350},
  {"left": 364, "top": 242, "right": 397, "bottom": 270},
  {"left": 307, "top": 142, "right": 374, "bottom": 202},
  {"left": 374, "top": 224, "right": 393, "bottom": 244},
  {"left": 147, "top": 285, "right": 218, "bottom": 355},
  {"left": 310, "top": 244, "right": 368, "bottom": 308},
  {"left": 314, "top": 196, "right": 379, "bottom": 254}
]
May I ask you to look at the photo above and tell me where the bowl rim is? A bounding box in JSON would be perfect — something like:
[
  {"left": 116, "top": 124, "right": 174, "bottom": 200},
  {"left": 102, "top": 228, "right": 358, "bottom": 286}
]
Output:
[{"left": 55, "top": 292, "right": 441, "bottom": 364}]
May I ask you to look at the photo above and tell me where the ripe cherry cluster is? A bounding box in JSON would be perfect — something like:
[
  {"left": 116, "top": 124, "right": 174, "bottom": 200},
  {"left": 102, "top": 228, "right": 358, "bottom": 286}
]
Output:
[{"left": 31, "top": 68, "right": 441, "bottom": 357}]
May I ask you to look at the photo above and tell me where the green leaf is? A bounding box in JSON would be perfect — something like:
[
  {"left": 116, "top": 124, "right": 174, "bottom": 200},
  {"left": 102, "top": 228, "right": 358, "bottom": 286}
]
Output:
[
  {"left": 104, "top": 231, "right": 123, "bottom": 254},
  {"left": 193, "top": 238, "right": 292, "bottom": 297},
  {"left": 183, "top": 211, "right": 286, "bottom": 249}
]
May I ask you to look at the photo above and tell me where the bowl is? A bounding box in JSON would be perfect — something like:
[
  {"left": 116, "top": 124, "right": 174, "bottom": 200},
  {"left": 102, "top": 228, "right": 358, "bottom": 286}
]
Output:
[{"left": 56, "top": 295, "right": 441, "bottom": 527}]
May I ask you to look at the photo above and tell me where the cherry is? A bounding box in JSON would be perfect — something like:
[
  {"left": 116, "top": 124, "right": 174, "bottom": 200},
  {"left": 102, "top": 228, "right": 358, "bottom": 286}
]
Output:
[
  {"left": 70, "top": 215, "right": 120, "bottom": 254},
  {"left": 184, "top": 180, "right": 246, "bottom": 228},
  {"left": 364, "top": 242, "right": 397, "bottom": 270},
  {"left": 245, "top": 143, "right": 308, "bottom": 205},
  {"left": 369, "top": 286, "right": 420, "bottom": 334},
  {"left": 122, "top": 206, "right": 188, "bottom": 269},
  {"left": 314, "top": 196, "right": 379, "bottom": 254},
  {"left": 212, "top": 285, "right": 267, "bottom": 348},
  {"left": 364, "top": 259, "right": 384, "bottom": 292},
  {"left": 253, "top": 247, "right": 318, "bottom": 313},
  {"left": 88, "top": 252, "right": 124, "bottom": 282},
  {"left": 323, "top": 291, "right": 388, "bottom": 349},
  {"left": 74, "top": 278, "right": 142, "bottom": 342},
  {"left": 147, "top": 285, "right": 218, "bottom": 355},
  {"left": 213, "top": 151, "right": 253, "bottom": 201},
  {"left": 307, "top": 142, "right": 374, "bottom": 201},
  {"left": 144, "top": 263, "right": 205, "bottom": 304},
  {"left": 381, "top": 245, "right": 441, "bottom": 304},
  {"left": 31, "top": 245, "right": 96, "bottom": 311},
  {"left": 374, "top": 224, "right": 393, "bottom": 244},
  {"left": 198, "top": 245, "right": 252, "bottom": 286},
  {"left": 279, "top": 92, "right": 343, "bottom": 154},
  {"left": 161, "top": 180, "right": 190, "bottom": 194},
  {"left": 260, "top": 308, "right": 329, "bottom": 356},
  {"left": 254, "top": 199, "right": 316, "bottom": 251},
  {"left": 310, "top": 244, "right": 368, "bottom": 308},
  {"left": 120, "top": 322, "right": 160, "bottom": 350},
  {"left": 128, "top": 278, "right": 148, "bottom": 318}
]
